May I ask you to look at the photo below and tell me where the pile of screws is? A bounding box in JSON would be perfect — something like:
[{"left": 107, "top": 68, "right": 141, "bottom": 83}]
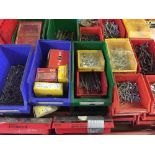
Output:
[
  {"left": 80, "top": 72, "right": 101, "bottom": 93},
  {"left": 134, "top": 42, "right": 155, "bottom": 74},
  {"left": 56, "top": 30, "right": 74, "bottom": 41},
  {"left": 104, "top": 21, "right": 120, "bottom": 38},
  {"left": 150, "top": 83, "right": 155, "bottom": 97},
  {"left": 80, "top": 19, "right": 98, "bottom": 27},
  {"left": 0, "top": 65, "right": 24, "bottom": 105},
  {"left": 110, "top": 48, "right": 131, "bottom": 70},
  {"left": 117, "top": 81, "right": 141, "bottom": 104},
  {"left": 80, "top": 53, "right": 100, "bottom": 69},
  {"left": 81, "top": 34, "right": 99, "bottom": 41}
]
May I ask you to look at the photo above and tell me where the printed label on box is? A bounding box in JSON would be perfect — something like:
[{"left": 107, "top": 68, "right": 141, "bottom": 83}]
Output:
[
  {"left": 80, "top": 102, "right": 104, "bottom": 105},
  {"left": 0, "top": 110, "right": 19, "bottom": 113}
]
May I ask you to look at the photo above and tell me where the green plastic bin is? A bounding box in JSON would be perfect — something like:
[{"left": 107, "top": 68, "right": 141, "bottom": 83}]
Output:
[
  {"left": 71, "top": 41, "right": 115, "bottom": 106},
  {"left": 12, "top": 19, "right": 49, "bottom": 43},
  {"left": 46, "top": 19, "right": 78, "bottom": 41}
]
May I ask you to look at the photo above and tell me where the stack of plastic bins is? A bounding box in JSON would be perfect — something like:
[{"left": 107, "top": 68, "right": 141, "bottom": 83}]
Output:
[
  {"left": 52, "top": 116, "right": 114, "bottom": 135},
  {"left": 0, "top": 117, "right": 52, "bottom": 135},
  {"left": 123, "top": 19, "right": 151, "bottom": 38},
  {"left": 72, "top": 41, "right": 114, "bottom": 106},
  {"left": 99, "top": 19, "right": 126, "bottom": 39},
  {"left": 0, "top": 19, "right": 18, "bottom": 44},
  {"left": 0, "top": 44, "right": 34, "bottom": 113},
  {"left": 12, "top": 19, "right": 49, "bottom": 43},
  {"left": 28, "top": 40, "right": 71, "bottom": 106},
  {"left": 112, "top": 74, "right": 151, "bottom": 120},
  {"left": 46, "top": 19, "right": 78, "bottom": 40}
]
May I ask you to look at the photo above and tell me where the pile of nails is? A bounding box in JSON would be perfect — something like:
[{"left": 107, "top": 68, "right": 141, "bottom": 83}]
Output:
[
  {"left": 80, "top": 72, "right": 101, "bottom": 94},
  {"left": 80, "top": 19, "right": 98, "bottom": 27},
  {"left": 117, "top": 81, "right": 140, "bottom": 104},
  {"left": 150, "top": 83, "right": 155, "bottom": 97},
  {"left": 134, "top": 42, "right": 155, "bottom": 74},
  {"left": 56, "top": 30, "right": 74, "bottom": 41},
  {"left": 0, "top": 65, "right": 24, "bottom": 105},
  {"left": 104, "top": 20, "right": 120, "bottom": 38},
  {"left": 81, "top": 34, "right": 99, "bottom": 41},
  {"left": 111, "top": 49, "right": 131, "bottom": 70}
]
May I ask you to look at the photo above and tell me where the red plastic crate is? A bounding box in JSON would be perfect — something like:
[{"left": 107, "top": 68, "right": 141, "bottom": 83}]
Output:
[
  {"left": 99, "top": 19, "right": 126, "bottom": 38},
  {"left": 52, "top": 116, "right": 114, "bottom": 135},
  {"left": 80, "top": 26, "right": 104, "bottom": 41},
  {"left": 112, "top": 73, "right": 151, "bottom": 115},
  {"left": 76, "top": 71, "right": 108, "bottom": 97},
  {"left": 130, "top": 39, "right": 155, "bottom": 74},
  {"left": 0, "top": 118, "right": 52, "bottom": 135},
  {"left": 0, "top": 19, "right": 18, "bottom": 44}
]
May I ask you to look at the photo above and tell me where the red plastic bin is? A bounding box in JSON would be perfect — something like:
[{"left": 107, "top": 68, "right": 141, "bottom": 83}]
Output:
[
  {"left": 0, "top": 19, "right": 18, "bottom": 44},
  {"left": 76, "top": 71, "right": 108, "bottom": 97},
  {"left": 144, "top": 75, "right": 155, "bottom": 114},
  {"left": 112, "top": 73, "right": 151, "bottom": 115},
  {"left": 99, "top": 19, "right": 126, "bottom": 38},
  {"left": 79, "top": 26, "right": 104, "bottom": 41},
  {"left": 52, "top": 116, "right": 114, "bottom": 135},
  {"left": 0, "top": 118, "right": 52, "bottom": 135},
  {"left": 130, "top": 39, "right": 155, "bottom": 74}
]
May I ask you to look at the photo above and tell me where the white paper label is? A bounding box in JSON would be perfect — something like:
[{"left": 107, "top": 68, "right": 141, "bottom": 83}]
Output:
[
  {"left": 87, "top": 119, "right": 104, "bottom": 134},
  {"left": 0, "top": 110, "right": 19, "bottom": 113},
  {"left": 37, "top": 102, "right": 63, "bottom": 105},
  {"left": 80, "top": 102, "right": 104, "bottom": 105}
]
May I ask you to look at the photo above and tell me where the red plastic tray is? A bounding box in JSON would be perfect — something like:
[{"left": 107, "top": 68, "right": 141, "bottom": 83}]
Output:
[
  {"left": 80, "top": 26, "right": 104, "bottom": 41},
  {"left": 0, "top": 118, "right": 52, "bottom": 135},
  {"left": 130, "top": 39, "right": 155, "bottom": 74},
  {"left": 112, "top": 73, "right": 151, "bottom": 115},
  {"left": 76, "top": 71, "right": 108, "bottom": 97},
  {"left": 99, "top": 19, "right": 126, "bottom": 38}
]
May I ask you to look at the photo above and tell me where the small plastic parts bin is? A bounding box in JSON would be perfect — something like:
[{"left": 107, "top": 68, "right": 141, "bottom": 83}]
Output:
[
  {"left": 0, "top": 44, "right": 34, "bottom": 113},
  {"left": 105, "top": 38, "right": 137, "bottom": 73},
  {"left": 144, "top": 75, "right": 155, "bottom": 114},
  {"left": 0, "top": 19, "right": 18, "bottom": 44},
  {"left": 46, "top": 19, "right": 78, "bottom": 40},
  {"left": 76, "top": 71, "right": 108, "bottom": 97},
  {"left": 52, "top": 116, "right": 114, "bottom": 135},
  {"left": 12, "top": 19, "right": 49, "bottom": 43},
  {"left": 0, "top": 117, "right": 52, "bottom": 135},
  {"left": 28, "top": 40, "right": 71, "bottom": 106},
  {"left": 123, "top": 19, "right": 151, "bottom": 38},
  {"left": 112, "top": 73, "right": 151, "bottom": 115},
  {"left": 79, "top": 26, "right": 104, "bottom": 41},
  {"left": 130, "top": 39, "right": 155, "bottom": 74},
  {"left": 99, "top": 19, "right": 126, "bottom": 38},
  {"left": 72, "top": 41, "right": 114, "bottom": 106}
]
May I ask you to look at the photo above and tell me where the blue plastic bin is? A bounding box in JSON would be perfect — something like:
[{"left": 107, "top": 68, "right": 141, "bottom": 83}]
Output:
[
  {"left": 0, "top": 44, "right": 34, "bottom": 113},
  {"left": 28, "top": 40, "right": 71, "bottom": 106}
]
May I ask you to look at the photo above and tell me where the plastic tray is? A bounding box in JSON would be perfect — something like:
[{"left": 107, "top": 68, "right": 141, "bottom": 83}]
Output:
[
  {"left": 144, "top": 75, "right": 155, "bottom": 114},
  {"left": 130, "top": 39, "right": 155, "bottom": 74},
  {"left": 76, "top": 71, "right": 108, "bottom": 97},
  {"left": 72, "top": 41, "right": 114, "bottom": 106},
  {"left": 12, "top": 19, "right": 49, "bottom": 43},
  {"left": 0, "top": 44, "right": 34, "bottom": 113},
  {"left": 112, "top": 73, "right": 151, "bottom": 115},
  {"left": 123, "top": 19, "right": 151, "bottom": 38},
  {"left": 99, "top": 19, "right": 126, "bottom": 38},
  {"left": 79, "top": 26, "right": 104, "bottom": 41},
  {"left": 28, "top": 40, "right": 71, "bottom": 106},
  {"left": 46, "top": 19, "right": 78, "bottom": 40},
  {"left": 105, "top": 38, "right": 137, "bottom": 73}
]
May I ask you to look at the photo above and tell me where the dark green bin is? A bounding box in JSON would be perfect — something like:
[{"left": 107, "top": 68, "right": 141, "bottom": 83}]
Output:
[
  {"left": 46, "top": 19, "right": 78, "bottom": 41},
  {"left": 12, "top": 19, "right": 49, "bottom": 43},
  {"left": 71, "top": 41, "right": 114, "bottom": 106}
]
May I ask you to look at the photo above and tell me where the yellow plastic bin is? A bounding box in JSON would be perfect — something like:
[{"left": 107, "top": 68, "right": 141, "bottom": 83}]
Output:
[
  {"left": 105, "top": 38, "right": 137, "bottom": 73},
  {"left": 123, "top": 19, "right": 151, "bottom": 38}
]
